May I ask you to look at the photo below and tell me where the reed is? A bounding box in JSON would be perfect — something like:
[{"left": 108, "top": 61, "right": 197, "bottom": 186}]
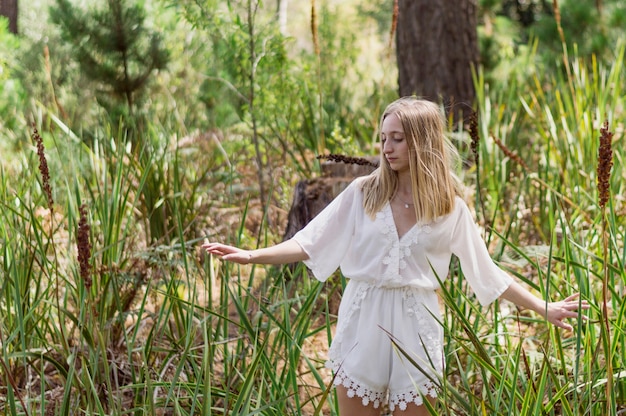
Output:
[{"left": 597, "top": 120, "right": 615, "bottom": 415}]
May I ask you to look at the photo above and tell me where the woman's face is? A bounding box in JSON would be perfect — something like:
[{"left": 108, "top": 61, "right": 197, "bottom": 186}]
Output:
[{"left": 381, "top": 113, "right": 410, "bottom": 173}]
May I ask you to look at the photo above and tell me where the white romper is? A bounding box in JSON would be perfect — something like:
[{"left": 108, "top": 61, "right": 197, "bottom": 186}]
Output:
[{"left": 292, "top": 176, "right": 513, "bottom": 411}]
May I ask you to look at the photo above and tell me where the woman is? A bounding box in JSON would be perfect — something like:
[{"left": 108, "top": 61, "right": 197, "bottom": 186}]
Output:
[{"left": 202, "top": 97, "right": 588, "bottom": 415}]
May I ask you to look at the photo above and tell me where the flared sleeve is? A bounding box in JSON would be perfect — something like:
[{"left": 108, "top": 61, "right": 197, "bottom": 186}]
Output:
[
  {"left": 291, "top": 180, "right": 360, "bottom": 282},
  {"left": 449, "top": 200, "right": 514, "bottom": 305}
]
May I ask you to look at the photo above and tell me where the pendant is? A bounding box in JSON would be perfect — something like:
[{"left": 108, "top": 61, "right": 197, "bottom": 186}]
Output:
[{"left": 404, "top": 203, "right": 409, "bottom": 209}]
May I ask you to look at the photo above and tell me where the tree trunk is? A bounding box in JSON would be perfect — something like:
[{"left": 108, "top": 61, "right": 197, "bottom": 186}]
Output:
[
  {"left": 0, "top": 0, "right": 18, "bottom": 34},
  {"left": 396, "top": 0, "right": 478, "bottom": 123}
]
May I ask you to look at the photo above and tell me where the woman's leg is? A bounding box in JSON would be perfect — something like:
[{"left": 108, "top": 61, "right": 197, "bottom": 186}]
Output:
[{"left": 336, "top": 385, "right": 382, "bottom": 416}]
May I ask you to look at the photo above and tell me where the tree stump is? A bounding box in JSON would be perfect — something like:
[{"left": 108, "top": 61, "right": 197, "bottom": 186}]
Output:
[
  {"left": 282, "top": 157, "right": 378, "bottom": 241},
  {"left": 279, "top": 157, "right": 377, "bottom": 313}
]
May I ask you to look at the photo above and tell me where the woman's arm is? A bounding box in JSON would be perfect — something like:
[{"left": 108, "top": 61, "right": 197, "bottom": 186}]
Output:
[
  {"left": 500, "top": 281, "right": 589, "bottom": 331},
  {"left": 202, "top": 239, "right": 309, "bottom": 265}
]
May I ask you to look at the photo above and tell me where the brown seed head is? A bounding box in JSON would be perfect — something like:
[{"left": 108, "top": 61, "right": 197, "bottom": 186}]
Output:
[
  {"left": 311, "top": 0, "right": 319, "bottom": 56},
  {"left": 317, "top": 153, "right": 378, "bottom": 167},
  {"left": 469, "top": 111, "right": 479, "bottom": 165},
  {"left": 32, "top": 126, "right": 54, "bottom": 211},
  {"left": 388, "top": 0, "right": 399, "bottom": 58},
  {"left": 77, "top": 204, "right": 92, "bottom": 290},
  {"left": 597, "top": 120, "right": 614, "bottom": 208},
  {"left": 493, "top": 136, "right": 529, "bottom": 172}
]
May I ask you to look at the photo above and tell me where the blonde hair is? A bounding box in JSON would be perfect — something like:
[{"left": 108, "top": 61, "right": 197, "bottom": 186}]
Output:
[{"left": 361, "top": 97, "right": 462, "bottom": 222}]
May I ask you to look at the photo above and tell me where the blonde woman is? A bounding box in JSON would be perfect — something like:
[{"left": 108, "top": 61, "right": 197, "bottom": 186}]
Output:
[{"left": 202, "top": 97, "right": 588, "bottom": 416}]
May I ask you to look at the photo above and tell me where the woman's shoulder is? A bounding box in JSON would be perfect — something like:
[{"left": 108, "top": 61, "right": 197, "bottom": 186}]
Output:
[
  {"left": 433, "top": 195, "right": 470, "bottom": 224},
  {"left": 349, "top": 173, "right": 376, "bottom": 194},
  {"left": 331, "top": 174, "right": 370, "bottom": 203},
  {"left": 352, "top": 174, "right": 371, "bottom": 187},
  {"left": 453, "top": 195, "right": 469, "bottom": 209},
  {"left": 453, "top": 195, "right": 477, "bottom": 217}
]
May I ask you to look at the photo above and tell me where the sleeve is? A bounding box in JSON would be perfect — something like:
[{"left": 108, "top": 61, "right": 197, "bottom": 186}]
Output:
[
  {"left": 449, "top": 200, "right": 514, "bottom": 306},
  {"left": 291, "top": 181, "right": 359, "bottom": 282}
]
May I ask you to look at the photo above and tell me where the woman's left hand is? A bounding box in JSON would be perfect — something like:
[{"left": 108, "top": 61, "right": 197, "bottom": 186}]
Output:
[{"left": 544, "top": 293, "right": 590, "bottom": 331}]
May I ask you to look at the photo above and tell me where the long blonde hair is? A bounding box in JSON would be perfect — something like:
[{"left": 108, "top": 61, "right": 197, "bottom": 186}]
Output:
[{"left": 361, "top": 97, "right": 462, "bottom": 222}]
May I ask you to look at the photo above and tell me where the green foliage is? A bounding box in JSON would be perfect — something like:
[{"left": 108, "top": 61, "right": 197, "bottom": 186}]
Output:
[
  {"left": 0, "top": 19, "right": 20, "bottom": 83},
  {"left": 182, "top": 0, "right": 393, "bottom": 157},
  {"left": 308, "top": 2, "right": 397, "bottom": 154},
  {"left": 479, "top": 0, "right": 626, "bottom": 88},
  {"left": 50, "top": 0, "right": 170, "bottom": 134},
  {"left": 356, "top": 0, "right": 394, "bottom": 36}
]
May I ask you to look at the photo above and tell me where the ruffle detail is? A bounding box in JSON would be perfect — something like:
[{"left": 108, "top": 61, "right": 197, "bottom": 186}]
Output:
[
  {"left": 330, "top": 367, "right": 439, "bottom": 411},
  {"left": 388, "top": 382, "right": 438, "bottom": 411},
  {"left": 333, "top": 368, "right": 386, "bottom": 409}
]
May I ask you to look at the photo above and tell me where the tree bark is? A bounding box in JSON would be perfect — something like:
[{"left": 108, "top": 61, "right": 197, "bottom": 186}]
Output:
[
  {"left": 0, "top": 0, "right": 18, "bottom": 34},
  {"left": 396, "top": 0, "right": 478, "bottom": 123}
]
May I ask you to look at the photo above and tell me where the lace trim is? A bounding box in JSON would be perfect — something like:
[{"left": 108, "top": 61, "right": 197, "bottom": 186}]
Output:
[
  {"left": 376, "top": 208, "right": 396, "bottom": 256},
  {"left": 388, "top": 382, "right": 438, "bottom": 411},
  {"left": 330, "top": 367, "right": 439, "bottom": 411},
  {"left": 333, "top": 368, "right": 386, "bottom": 409},
  {"left": 402, "top": 289, "right": 441, "bottom": 361},
  {"left": 325, "top": 282, "right": 370, "bottom": 367}
]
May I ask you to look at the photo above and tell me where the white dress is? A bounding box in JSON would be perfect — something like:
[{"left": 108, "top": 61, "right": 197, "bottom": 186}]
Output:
[{"left": 292, "top": 176, "right": 513, "bottom": 411}]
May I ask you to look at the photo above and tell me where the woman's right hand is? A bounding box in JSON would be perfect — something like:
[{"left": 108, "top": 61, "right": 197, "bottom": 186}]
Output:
[{"left": 201, "top": 241, "right": 253, "bottom": 264}]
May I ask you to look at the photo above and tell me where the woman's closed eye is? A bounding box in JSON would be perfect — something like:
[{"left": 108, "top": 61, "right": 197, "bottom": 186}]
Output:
[{"left": 382, "top": 134, "right": 405, "bottom": 143}]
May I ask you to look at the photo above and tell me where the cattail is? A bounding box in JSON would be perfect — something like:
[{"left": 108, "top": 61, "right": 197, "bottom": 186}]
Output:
[
  {"left": 387, "top": 0, "right": 399, "bottom": 59},
  {"left": 469, "top": 111, "right": 479, "bottom": 166},
  {"left": 597, "top": 119, "right": 614, "bottom": 208},
  {"left": 493, "top": 136, "right": 529, "bottom": 172},
  {"left": 77, "top": 203, "right": 92, "bottom": 290},
  {"left": 311, "top": 0, "right": 319, "bottom": 56},
  {"left": 552, "top": 0, "right": 566, "bottom": 46},
  {"left": 317, "top": 153, "right": 378, "bottom": 167},
  {"left": 597, "top": 119, "right": 615, "bottom": 416},
  {"left": 32, "top": 126, "right": 54, "bottom": 212}
]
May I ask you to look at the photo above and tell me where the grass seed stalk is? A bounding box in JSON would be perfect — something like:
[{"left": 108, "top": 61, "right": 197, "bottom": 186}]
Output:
[{"left": 597, "top": 119, "right": 615, "bottom": 414}]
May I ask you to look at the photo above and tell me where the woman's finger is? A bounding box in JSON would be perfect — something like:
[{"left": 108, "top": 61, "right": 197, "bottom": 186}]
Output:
[{"left": 563, "top": 293, "right": 580, "bottom": 302}]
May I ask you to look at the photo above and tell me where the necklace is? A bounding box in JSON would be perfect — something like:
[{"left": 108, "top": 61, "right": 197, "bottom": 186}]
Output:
[{"left": 395, "top": 194, "right": 414, "bottom": 209}]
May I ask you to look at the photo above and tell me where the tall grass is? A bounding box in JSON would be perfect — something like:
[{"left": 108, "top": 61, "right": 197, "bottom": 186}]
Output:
[
  {"left": 0, "top": 32, "right": 624, "bottom": 416},
  {"left": 0, "top": 117, "right": 338, "bottom": 414},
  {"left": 464, "top": 41, "right": 625, "bottom": 415}
]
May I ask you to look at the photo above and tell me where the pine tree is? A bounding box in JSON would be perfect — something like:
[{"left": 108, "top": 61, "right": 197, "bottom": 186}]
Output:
[{"left": 50, "top": 0, "right": 169, "bottom": 132}]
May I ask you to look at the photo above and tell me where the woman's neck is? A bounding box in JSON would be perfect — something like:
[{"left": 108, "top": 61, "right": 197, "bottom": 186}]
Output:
[{"left": 396, "top": 172, "right": 413, "bottom": 197}]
